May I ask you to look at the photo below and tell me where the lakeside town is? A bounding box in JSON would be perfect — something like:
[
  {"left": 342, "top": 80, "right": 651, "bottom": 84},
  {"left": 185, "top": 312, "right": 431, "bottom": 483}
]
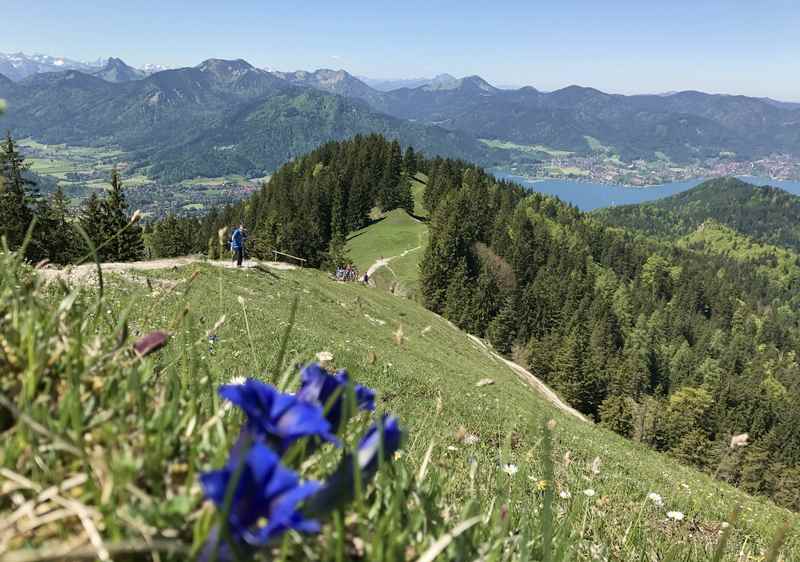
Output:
[{"left": 504, "top": 152, "right": 800, "bottom": 186}]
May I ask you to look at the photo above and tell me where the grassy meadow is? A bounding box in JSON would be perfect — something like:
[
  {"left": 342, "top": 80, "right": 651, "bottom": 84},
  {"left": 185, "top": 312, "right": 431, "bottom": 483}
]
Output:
[{"left": 1, "top": 242, "right": 797, "bottom": 560}]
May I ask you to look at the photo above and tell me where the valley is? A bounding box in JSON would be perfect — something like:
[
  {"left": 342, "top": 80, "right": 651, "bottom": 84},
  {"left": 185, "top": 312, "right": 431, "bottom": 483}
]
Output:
[{"left": 3, "top": 19, "right": 800, "bottom": 559}]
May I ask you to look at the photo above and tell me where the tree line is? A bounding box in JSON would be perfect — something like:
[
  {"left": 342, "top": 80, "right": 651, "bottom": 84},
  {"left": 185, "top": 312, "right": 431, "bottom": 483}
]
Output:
[
  {"left": 145, "top": 134, "right": 424, "bottom": 266},
  {"left": 0, "top": 133, "right": 144, "bottom": 264}
]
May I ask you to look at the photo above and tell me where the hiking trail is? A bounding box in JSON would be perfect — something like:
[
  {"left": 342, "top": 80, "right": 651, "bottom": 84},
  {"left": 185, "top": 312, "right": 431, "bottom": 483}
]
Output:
[
  {"left": 366, "top": 245, "right": 422, "bottom": 279},
  {"left": 38, "top": 257, "right": 296, "bottom": 285}
]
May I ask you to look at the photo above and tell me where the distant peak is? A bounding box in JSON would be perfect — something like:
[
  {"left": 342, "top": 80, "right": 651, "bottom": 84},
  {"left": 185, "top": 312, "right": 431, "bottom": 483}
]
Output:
[
  {"left": 197, "top": 58, "right": 255, "bottom": 72},
  {"left": 422, "top": 73, "right": 497, "bottom": 92}
]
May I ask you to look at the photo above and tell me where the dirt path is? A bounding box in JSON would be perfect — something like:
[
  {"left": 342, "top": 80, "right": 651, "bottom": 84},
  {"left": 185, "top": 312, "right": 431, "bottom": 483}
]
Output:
[
  {"left": 466, "top": 334, "right": 588, "bottom": 423},
  {"left": 38, "top": 257, "right": 297, "bottom": 285},
  {"left": 366, "top": 245, "right": 422, "bottom": 278}
]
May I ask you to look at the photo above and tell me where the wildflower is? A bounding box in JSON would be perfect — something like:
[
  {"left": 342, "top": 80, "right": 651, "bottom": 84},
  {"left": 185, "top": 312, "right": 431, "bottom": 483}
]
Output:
[
  {"left": 356, "top": 415, "right": 402, "bottom": 475},
  {"left": 315, "top": 351, "right": 334, "bottom": 367},
  {"left": 730, "top": 433, "right": 749, "bottom": 448},
  {"left": 447, "top": 445, "right": 459, "bottom": 452},
  {"left": 296, "top": 364, "right": 375, "bottom": 429},
  {"left": 133, "top": 331, "right": 170, "bottom": 357},
  {"left": 502, "top": 463, "right": 519, "bottom": 476},
  {"left": 200, "top": 442, "right": 320, "bottom": 551},
  {"left": 646, "top": 492, "right": 664, "bottom": 507},
  {"left": 393, "top": 324, "right": 405, "bottom": 345},
  {"left": 559, "top": 490, "right": 572, "bottom": 499},
  {"left": 463, "top": 433, "right": 480, "bottom": 445},
  {"left": 219, "top": 378, "right": 338, "bottom": 452},
  {"left": 536, "top": 479, "right": 549, "bottom": 491},
  {"left": 666, "top": 511, "right": 685, "bottom": 521},
  {"left": 583, "top": 488, "right": 596, "bottom": 497}
]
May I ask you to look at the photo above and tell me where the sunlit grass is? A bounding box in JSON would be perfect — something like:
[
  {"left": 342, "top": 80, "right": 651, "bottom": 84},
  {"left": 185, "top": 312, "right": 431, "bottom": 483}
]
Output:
[{"left": 1, "top": 251, "right": 797, "bottom": 560}]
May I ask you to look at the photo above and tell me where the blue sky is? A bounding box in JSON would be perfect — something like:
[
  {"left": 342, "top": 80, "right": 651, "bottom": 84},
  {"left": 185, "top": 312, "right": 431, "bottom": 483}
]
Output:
[{"left": 3, "top": 0, "right": 799, "bottom": 99}]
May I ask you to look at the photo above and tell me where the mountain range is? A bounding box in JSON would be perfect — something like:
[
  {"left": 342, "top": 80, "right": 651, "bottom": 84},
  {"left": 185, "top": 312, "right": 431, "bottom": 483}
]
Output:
[
  {"left": 0, "top": 52, "right": 167, "bottom": 82},
  {"left": 0, "top": 58, "right": 489, "bottom": 182},
  {"left": 2, "top": 53, "right": 800, "bottom": 182}
]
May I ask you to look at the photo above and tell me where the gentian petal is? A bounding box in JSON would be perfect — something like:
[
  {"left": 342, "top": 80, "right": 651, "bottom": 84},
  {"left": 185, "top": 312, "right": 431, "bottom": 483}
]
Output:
[
  {"left": 357, "top": 415, "right": 402, "bottom": 474},
  {"left": 218, "top": 378, "right": 337, "bottom": 451},
  {"left": 297, "top": 364, "right": 377, "bottom": 428},
  {"left": 200, "top": 442, "right": 321, "bottom": 551}
]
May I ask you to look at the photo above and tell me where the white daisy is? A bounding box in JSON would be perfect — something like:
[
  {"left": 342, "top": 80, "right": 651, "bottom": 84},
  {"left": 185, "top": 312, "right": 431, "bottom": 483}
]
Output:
[
  {"left": 463, "top": 433, "right": 480, "bottom": 445},
  {"left": 583, "top": 488, "right": 596, "bottom": 497},
  {"left": 646, "top": 492, "right": 664, "bottom": 507},
  {"left": 666, "top": 511, "right": 685, "bottom": 521},
  {"left": 559, "top": 490, "right": 572, "bottom": 499},
  {"left": 502, "top": 463, "right": 519, "bottom": 476}
]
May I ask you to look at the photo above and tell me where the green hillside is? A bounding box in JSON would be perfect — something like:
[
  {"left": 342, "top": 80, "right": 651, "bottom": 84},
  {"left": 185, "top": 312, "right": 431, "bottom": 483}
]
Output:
[
  {"left": 595, "top": 177, "right": 800, "bottom": 252},
  {"left": 344, "top": 173, "right": 429, "bottom": 298},
  {"left": 4, "top": 251, "right": 797, "bottom": 560}
]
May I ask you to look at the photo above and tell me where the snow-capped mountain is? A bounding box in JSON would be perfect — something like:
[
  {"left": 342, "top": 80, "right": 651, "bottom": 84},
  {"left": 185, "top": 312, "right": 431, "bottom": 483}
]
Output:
[
  {"left": 0, "top": 52, "right": 168, "bottom": 81},
  {"left": 0, "top": 52, "right": 104, "bottom": 80}
]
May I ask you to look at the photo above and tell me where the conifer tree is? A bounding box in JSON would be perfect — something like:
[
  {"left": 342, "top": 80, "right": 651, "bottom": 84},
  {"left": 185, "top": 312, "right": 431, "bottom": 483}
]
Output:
[
  {"left": 403, "top": 146, "right": 417, "bottom": 177},
  {"left": 104, "top": 167, "right": 144, "bottom": 261},
  {"left": 0, "top": 132, "right": 34, "bottom": 250},
  {"left": 79, "top": 193, "right": 105, "bottom": 256},
  {"left": 43, "top": 186, "right": 78, "bottom": 264},
  {"left": 378, "top": 140, "right": 403, "bottom": 210},
  {"left": 79, "top": 169, "right": 144, "bottom": 262}
]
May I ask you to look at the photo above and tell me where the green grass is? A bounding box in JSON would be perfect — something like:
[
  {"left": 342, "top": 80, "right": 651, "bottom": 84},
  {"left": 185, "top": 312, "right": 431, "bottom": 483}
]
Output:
[
  {"left": 346, "top": 209, "right": 428, "bottom": 297},
  {"left": 2, "top": 245, "right": 798, "bottom": 560}
]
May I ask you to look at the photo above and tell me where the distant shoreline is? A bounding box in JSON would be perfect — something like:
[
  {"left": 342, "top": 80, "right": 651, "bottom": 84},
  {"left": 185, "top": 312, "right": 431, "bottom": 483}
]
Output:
[{"left": 492, "top": 169, "right": 798, "bottom": 189}]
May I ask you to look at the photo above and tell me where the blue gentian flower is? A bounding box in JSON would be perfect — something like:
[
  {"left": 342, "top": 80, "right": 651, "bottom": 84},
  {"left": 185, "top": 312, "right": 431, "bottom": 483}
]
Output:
[
  {"left": 303, "top": 414, "right": 403, "bottom": 517},
  {"left": 297, "top": 363, "right": 376, "bottom": 428},
  {"left": 219, "top": 378, "right": 338, "bottom": 452},
  {"left": 357, "top": 415, "right": 402, "bottom": 474},
  {"left": 200, "top": 442, "right": 320, "bottom": 550}
]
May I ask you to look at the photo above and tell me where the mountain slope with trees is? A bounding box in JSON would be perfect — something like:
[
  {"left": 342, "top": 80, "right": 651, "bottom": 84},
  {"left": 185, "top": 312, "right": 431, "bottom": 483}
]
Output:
[
  {"left": 152, "top": 136, "right": 800, "bottom": 512},
  {"left": 595, "top": 177, "right": 800, "bottom": 252},
  {"left": 0, "top": 60, "right": 492, "bottom": 183}
]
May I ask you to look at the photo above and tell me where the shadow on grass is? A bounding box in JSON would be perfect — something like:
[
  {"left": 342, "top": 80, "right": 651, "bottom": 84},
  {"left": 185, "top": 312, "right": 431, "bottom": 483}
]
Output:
[{"left": 346, "top": 216, "right": 387, "bottom": 242}]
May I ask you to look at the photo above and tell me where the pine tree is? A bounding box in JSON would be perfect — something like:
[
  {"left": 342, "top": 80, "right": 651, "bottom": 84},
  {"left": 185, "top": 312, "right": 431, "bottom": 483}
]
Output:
[
  {"left": 79, "top": 193, "right": 106, "bottom": 257},
  {"left": 486, "top": 295, "right": 518, "bottom": 354},
  {"left": 0, "top": 132, "right": 35, "bottom": 250},
  {"left": 104, "top": 168, "right": 144, "bottom": 262},
  {"left": 78, "top": 169, "right": 144, "bottom": 262},
  {"left": 43, "top": 186, "right": 78, "bottom": 264},
  {"left": 378, "top": 141, "right": 403, "bottom": 211},
  {"left": 396, "top": 174, "right": 414, "bottom": 215},
  {"left": 403, "top": 146, "right": 417, "bottom": 177}
]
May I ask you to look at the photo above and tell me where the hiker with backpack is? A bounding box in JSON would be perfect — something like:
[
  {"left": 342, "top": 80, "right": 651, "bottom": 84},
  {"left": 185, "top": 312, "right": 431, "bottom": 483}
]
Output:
[{"left": 231, "top": 224, "right": 247, "bottom": 267}]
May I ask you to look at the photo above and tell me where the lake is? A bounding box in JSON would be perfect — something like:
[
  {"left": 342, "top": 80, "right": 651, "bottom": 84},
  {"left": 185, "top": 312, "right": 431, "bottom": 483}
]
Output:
[{"left": 492, "top": 172, "right": 800, "bottom": 211}]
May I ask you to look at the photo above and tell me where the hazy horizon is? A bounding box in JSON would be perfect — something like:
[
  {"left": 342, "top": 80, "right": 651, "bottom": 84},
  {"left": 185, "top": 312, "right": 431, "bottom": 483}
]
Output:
[{"left": 3, "top": 0, "right": 799, "bottom": 101}]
